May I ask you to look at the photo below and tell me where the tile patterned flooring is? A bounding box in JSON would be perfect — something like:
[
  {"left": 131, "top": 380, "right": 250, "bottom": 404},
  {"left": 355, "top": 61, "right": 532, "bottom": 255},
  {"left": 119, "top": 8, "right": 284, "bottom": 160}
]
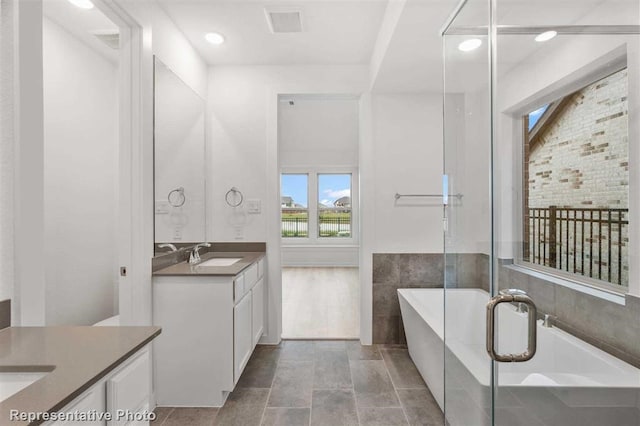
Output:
[{"left": 153, "top": 340, "right": 444, "bottom": 426}]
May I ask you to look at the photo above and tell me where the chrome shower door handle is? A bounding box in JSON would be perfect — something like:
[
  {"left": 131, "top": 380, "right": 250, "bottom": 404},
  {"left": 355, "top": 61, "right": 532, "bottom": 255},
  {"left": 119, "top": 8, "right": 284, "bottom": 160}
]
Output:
[{"left": 486, "top": 293, "right": 537, "bottom": 362}]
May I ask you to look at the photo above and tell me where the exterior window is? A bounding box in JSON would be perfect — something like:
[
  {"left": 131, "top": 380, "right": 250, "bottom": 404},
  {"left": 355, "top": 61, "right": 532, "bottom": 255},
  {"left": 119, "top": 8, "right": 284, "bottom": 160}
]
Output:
[
  {"left": 318, "top": 174, "right": 352, "bottom": 238},
  {"left": 522, "top": 68, "right": 629, "bottom": 288},
  {"left": 281, "top": 174, "right": 308, "bottom": 238}
]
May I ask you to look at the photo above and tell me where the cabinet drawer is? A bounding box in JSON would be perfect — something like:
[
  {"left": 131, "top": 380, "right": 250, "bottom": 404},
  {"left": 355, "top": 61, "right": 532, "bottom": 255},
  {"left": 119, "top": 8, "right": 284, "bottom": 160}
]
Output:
[
  {"left": 234, "top": 274, "right": 245, "bottom": 302},
  {"left": 243, "top": 263, "right": 259, "bottom": 290}
]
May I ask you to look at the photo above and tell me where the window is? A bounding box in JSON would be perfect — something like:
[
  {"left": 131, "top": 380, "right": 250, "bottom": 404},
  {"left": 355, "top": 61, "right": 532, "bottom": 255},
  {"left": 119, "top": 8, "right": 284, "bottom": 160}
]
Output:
[
  {"left": 318, "top": 174, "right": 352, "bottom": 238},
  {"left": 280, "top": 169, "right": 357, "bottom": 242},
  {"left": 521, "top": 68, "right": 629, "bottom": 288},
  {"left": 281, "top": 174, "right": 308, "bottom": 238}
]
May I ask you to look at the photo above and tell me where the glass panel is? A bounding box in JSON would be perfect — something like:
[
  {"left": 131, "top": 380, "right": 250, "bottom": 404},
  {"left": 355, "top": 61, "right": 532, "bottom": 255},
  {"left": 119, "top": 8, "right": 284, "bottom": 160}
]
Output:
[
  {"left": 443, "top": 0, "right": 493, "bottom": 424},
  {"left": 281, "top": 174, "right": 309, "bottom": 238},
  {"left": 318, "top": 174, "right": 352, "bottom": 238},
  {"left": 493, "top": 24, "right": 639, "bottom": 426}
]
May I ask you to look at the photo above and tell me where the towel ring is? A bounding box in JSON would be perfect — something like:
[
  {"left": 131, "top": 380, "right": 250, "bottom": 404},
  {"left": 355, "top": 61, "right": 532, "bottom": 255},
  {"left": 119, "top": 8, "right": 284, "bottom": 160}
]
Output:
[
  {"left": 225, "top": 187, "right": 244, "bottom": 207},
  {"left": 168, "top": 187, "right": 186, "bottom": 207}
]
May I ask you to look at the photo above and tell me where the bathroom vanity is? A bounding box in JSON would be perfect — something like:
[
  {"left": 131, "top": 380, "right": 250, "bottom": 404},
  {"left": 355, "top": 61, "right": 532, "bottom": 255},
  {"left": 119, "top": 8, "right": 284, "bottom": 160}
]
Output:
[
  {"left": 152, "top": 251, "right": 266, "bottom": 407},
  {"left": 0, "top": 326, "right": 160, "bottom": 426}
]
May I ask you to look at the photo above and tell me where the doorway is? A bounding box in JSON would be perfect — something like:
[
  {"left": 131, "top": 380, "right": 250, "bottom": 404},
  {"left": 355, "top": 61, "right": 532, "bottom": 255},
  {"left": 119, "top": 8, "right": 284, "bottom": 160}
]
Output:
[{"left": 278, "top": 95, "right": 360, "bottom": 339}]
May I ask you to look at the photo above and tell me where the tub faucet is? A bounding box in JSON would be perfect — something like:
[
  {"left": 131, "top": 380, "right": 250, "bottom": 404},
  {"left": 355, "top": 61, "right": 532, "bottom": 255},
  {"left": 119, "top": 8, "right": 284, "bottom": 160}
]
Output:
[
  {"left": 542, "top": 314, "right": 554, "bottom": 328},
  {"left": 189, "top": 243, "right": 211, "bottom": 264}
]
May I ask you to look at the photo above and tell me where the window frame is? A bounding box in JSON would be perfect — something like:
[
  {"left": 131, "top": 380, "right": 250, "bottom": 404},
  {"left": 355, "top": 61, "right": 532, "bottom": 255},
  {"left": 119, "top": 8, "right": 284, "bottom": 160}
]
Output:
[
  {"left": 280, "top": 166, "right": 359, "bottom": 245},
  {"left": 512, "top": 59, "right": 631, "bottom": 295}
]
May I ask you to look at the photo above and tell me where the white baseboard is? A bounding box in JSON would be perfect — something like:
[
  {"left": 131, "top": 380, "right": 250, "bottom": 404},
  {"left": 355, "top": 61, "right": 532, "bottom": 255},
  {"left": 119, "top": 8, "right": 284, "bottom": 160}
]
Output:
[{"left": 281, "top": 246, "right": 359, "bottom": 267}]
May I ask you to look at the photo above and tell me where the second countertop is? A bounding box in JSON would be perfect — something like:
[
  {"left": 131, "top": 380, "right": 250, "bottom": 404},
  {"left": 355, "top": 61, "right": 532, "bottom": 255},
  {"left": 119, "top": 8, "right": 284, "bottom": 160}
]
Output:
[{"left": 152, "top": 251, "right": 265, "bottom": 276}]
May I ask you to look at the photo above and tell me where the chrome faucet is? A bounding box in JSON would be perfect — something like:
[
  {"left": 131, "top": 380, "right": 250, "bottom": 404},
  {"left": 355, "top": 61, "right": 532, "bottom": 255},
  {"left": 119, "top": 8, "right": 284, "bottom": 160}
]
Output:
[
  {"left": 158, "top": 243, "right": 178, "bottom": 252},
  {"left": 189, "top": 243, "right": 211, "bottom": 264},
  {"left": 542, "top": 314, "right": 554, "bottom": 328}
]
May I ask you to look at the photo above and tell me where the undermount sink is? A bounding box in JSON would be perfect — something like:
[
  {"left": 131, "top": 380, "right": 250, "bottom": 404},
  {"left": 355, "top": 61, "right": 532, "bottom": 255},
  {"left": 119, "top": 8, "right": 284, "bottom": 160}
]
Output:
[
  {"left": 198, "top": 258, "right": 242, "bottom": 267},
  {"left": 0, "top": 371, "right": 49, "bottom": 402}
]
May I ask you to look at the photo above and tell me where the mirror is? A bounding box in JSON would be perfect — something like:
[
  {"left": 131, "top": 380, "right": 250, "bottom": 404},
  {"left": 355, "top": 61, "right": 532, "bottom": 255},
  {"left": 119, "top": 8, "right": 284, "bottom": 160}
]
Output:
[{"left": 154, "top": 57, "right": 206, "bottom": 249}]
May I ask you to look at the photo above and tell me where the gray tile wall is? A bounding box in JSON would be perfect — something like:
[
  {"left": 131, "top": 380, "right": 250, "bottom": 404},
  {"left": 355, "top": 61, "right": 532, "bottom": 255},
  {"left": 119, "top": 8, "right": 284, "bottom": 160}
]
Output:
[
  {"left": 497, "top": 261, "right": 640, "bottom": 368},
  {"left": 373, "top": 251, "right": 640, "bottom": 368},
  {"left": 372, "top": 253, "right": 489, "bottom": 344},
  {"left": 0, "top": 299, "right": 10, "bottom": 330}
]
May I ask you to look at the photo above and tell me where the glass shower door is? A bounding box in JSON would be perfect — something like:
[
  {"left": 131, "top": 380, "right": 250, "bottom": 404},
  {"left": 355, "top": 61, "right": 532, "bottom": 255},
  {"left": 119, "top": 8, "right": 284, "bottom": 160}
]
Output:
[
  {"left": 443, "top": 0, "right": 494, "bottom": 424},
  {"left": 443, "top": 0, "right": 640, "bottom": 425}
]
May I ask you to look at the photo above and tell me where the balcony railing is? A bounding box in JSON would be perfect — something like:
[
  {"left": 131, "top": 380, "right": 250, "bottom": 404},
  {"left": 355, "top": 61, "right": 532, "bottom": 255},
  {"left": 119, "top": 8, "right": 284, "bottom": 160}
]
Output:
[
  {"left": 281, "top": 208, "right": 351, "bottom": 238},
  {"left": 525, "top": 206, "right": 629, "bottom": 286}
]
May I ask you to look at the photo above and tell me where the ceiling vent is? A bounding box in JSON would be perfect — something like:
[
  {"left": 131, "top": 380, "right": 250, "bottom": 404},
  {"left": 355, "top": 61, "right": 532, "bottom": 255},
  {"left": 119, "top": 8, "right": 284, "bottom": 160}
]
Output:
[
  {"left": 91, "top": 30, "right": 120, "bottom": 50},
  {"left": 265, "top": 9, "right": 303, "bottom": 33}
]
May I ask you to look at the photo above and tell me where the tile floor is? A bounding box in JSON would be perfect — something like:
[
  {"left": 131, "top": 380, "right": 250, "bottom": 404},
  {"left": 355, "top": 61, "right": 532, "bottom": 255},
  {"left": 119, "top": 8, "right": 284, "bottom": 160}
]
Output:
[
  {"left": 282, "top": 268, "right": 359, "bottom": 339},
  {"left": 152, "top": 340, "right": 444, "bottom": 426}
]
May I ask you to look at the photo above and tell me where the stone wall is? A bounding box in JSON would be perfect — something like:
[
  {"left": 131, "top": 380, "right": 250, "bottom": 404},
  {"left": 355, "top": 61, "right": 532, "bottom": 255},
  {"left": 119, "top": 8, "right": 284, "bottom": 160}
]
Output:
[
  {"left": 526, "top": 68, "right": 629, "bottom": 286},
  {"left": 528, "top": 68, "right": 628, "bottom": 209}
]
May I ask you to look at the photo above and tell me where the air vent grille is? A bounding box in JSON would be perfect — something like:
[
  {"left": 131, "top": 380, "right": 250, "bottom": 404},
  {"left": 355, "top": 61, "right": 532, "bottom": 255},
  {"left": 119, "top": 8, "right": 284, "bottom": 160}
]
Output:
[
  {"left": 265, "top": 9, "right": 303, "bottom": 33},
  {"left": 92, "top": 30, "right": 120, "bottom": 50}
]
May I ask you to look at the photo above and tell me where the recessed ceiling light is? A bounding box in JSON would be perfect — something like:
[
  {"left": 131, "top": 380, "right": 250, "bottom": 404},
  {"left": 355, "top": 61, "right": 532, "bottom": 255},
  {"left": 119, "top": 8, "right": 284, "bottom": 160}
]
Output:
[
  {"left": 67, "top": 0, "right": 94, "bottom": 9},
  {"left": 535, "top": 30, "right": 557, "bottom": 42},
  {"left": 205, "top": 32, "right": 225, "bottom": 45},
  {"left": 458, "top": 38, "right": 482, "bottom": 52}
]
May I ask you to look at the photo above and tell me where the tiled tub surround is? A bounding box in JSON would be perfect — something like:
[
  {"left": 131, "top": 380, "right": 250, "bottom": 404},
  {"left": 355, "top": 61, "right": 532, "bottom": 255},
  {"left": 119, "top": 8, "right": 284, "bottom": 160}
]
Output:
[
  {"left": 497, "top": 260, "right": 640, "bottom": 369},
  {"left": 372, "top": 253, "right": 489, "bottom": 344},
  {"left": 373, "top": 253, "right": 640, "bottom": 369},
  {"left": 153, "top": 340, "right": 444, "bottom": 426}
]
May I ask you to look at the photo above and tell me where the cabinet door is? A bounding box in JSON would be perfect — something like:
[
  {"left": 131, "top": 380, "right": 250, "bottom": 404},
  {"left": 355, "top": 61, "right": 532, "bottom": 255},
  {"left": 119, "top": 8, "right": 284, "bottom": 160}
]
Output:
[
  {"left": 106, "top": 348, "right": 151, "bottom": 426},
  {"left": 233, "top": 291, "right": 253, "bottom": 383},
  {"left": 251, "top": 278, "right": 265, "bottom": 347},
  {"left": 48, "top": 383, "right": 106, "bottom": 425}
]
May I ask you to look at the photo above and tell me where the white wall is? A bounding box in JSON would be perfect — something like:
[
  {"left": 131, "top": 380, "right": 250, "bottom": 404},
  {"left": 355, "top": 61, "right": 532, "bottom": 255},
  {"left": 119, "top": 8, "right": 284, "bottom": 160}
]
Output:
[
  {"left": 207, "top": 64, "right": 368, "bottom": 343},
  {"left": 370, "top": 93, "right": 444, "bottom": 253},
  {"left": 207, "top": 65, "right": 368, "bottom": 243},
  {"left": 43, "top": 17, "right": 119, "bottom": 325},
  {"left": 0, "top": 0, "right": 15, "bottom": 306},
  {"left": 279, "top": 97, "right": 359, "bottom": 168}
]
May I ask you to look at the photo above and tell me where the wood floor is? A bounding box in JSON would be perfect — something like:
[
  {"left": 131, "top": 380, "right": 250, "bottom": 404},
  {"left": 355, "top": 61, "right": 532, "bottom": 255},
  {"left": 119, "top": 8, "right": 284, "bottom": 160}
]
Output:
[{"left": 282, "top": 267, "right": 359, "bottom": 339}]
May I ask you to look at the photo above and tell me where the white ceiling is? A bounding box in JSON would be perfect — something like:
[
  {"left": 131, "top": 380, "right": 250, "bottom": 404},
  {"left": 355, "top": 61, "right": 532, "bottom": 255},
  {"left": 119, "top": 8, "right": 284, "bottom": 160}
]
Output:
[
  {"left": 372, "top": 0, "right": 640, "bottom": 93},
  {"left": 156, "top": 0, "right": 388, "bottom": 65},
  {"left": 43, "top": 0, "right": 119, "bottom": 64}
]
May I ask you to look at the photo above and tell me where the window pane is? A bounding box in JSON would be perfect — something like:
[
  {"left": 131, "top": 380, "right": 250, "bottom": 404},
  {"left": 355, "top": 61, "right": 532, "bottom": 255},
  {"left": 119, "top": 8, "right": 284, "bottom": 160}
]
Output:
[
  {"left": 281, "top": 174, "right": 308, "bottom": 238},
  {"left": 318, "top": 174, "right": 351, "bottom": 238},
  {"left": 522, "top": 68, "right": 629, "bottom": 287}
]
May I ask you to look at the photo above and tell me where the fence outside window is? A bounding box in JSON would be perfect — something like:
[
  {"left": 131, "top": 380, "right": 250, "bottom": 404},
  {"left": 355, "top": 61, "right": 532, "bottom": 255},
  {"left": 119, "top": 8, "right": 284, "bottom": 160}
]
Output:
[
  {"left": 281, "top": 208, "right": 351, "bottom": 238},
  {"left": 525, "top": 206, "right": 629, "bottom": 286}
]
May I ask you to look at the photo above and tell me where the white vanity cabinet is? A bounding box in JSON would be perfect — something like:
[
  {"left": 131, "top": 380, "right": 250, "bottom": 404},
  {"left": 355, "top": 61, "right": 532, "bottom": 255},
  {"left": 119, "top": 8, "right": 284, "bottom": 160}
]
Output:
[
  {"left": 46, "top": 346, "right": 152, "bottom": 426},
  {"left": 153, "top": 256, "right": 266, "bottom": 407}
]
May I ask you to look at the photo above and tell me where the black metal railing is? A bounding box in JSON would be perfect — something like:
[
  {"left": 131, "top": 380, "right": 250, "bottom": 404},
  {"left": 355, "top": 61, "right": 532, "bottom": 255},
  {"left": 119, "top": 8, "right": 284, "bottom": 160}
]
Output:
[
  {"left": 281, "top": 208, "right": 351, "bottom": 238},
  {"left": 525, "top": 206, "right": 628, "bottom": 286}
]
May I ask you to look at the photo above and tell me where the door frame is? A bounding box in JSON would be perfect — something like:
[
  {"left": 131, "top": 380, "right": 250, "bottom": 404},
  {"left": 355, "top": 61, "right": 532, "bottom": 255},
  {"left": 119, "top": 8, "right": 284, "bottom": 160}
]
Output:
[{"left": 94, "top": 0, "right": 153, "bottom": 326}]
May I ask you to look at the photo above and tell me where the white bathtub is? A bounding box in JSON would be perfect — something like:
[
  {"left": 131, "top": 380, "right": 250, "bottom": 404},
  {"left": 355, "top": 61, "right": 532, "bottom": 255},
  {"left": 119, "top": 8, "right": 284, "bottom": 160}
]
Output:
[{"left": 399, "top": 288, "right": 640, "bottom": 426}]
